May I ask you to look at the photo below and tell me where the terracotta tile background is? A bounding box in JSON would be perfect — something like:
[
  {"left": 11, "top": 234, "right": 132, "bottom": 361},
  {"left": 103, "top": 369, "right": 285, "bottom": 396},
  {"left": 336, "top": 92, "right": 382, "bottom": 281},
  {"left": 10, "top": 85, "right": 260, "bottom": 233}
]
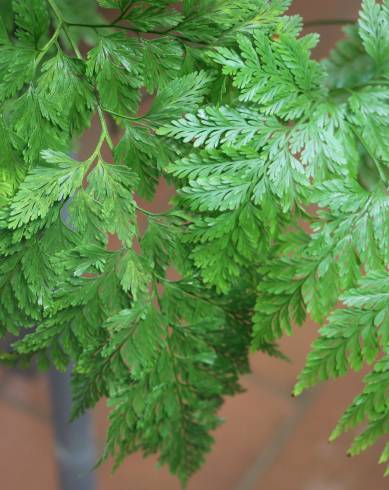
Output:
[{"left": 2, "top": 1, "right": 387, "bottom": 489}]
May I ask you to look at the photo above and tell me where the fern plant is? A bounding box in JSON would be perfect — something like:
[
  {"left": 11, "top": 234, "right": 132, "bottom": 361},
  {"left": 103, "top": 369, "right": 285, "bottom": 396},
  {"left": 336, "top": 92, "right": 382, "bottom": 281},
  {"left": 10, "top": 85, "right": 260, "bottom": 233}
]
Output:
[{"left": 0, "top": 0, "right": 389, "bottom": 486}]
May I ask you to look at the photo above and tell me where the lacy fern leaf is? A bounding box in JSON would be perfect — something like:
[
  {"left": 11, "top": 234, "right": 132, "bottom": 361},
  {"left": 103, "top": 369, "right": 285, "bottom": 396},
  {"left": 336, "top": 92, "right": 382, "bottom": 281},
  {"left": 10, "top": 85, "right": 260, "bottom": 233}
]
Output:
[{"left": 1, "top": 0, "right": 389, "bottom": 485}]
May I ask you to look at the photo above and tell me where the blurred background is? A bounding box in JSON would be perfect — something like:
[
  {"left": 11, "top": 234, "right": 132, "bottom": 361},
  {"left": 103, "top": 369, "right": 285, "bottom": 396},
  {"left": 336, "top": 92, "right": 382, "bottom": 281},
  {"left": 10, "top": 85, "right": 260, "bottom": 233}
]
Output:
[{"left": 1, "top": 1, "right": 386, "bottom": 489}]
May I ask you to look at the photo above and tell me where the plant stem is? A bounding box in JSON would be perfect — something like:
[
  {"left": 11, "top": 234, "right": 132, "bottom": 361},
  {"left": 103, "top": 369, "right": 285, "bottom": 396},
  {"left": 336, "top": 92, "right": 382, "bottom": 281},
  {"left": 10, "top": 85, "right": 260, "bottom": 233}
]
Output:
[
  {"left": 103, "top": 108, "right": 151, "bottom": 129},
  {"left": 304, "top": 18, "right": 356, "bottom": 28},
  {"left": 47, "top": 0, "right": 82, "bottom": 58},
  {"left": 134, "top": 204, "right": 169, "bottom": 218},
  {"left": 48, "top": 0, "right": 117, "bottom": 158},
  {"left": 86, "top": 130, "right": 106, "bottom": 163},
  {"left": 103, "top": 108, "right": 140, "bottom": 121},
  {"left": 67, "top": 22, "right": 126, "bottom": 30},
  {"left": 97, "top": 106, "right": 114, "bottom": 151},
  {"left": 47, "top": 0, "right": 63, "bottom": 21},
  {"left": 351, "top": 126, "right": 388, "bottom": 185},
  {"left": 35, "top": 20, "right": 62, "bottom": 68},
  {"left": 62, "top": 23, "right": 82, "bottom": 59},
  {"left": 66, "top": 22, "right": 209, "bottom": 48}
]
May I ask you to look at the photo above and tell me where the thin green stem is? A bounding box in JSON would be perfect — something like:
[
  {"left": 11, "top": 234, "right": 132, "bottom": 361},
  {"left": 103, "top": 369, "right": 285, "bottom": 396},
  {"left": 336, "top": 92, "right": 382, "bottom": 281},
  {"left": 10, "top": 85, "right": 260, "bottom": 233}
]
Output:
[
  {"left": 87, "top": 130, "right": 106, "bottom": 163},
  {"left": 97, "top": 106, "right": 114, "bottom": 151},
  {"left": 47, "top": 0, "right": 117, "bottom": 158},
  {"left": 367, "top": 80, "right": 389, "bottom": 87},
  {"left": 67, "top": 22, "right": 127, "bottom": 30},
  {"left": 351, "top": 126, "right": 388, "bottom": 185},
  {"left": 63, "top": 23, "right": 82, "bottom": 59},
  {"left": 47, "top": 0, "right": 63, "bottom": 20},
  {"left": 66, "top": 22, "right": 209, "bottom": 48},
  {"left": 134, "top": 204, "right": 168, "bottom": 218},
  {"left": 304, "top": 18, "right": 356, "bottom": 28},
  {"left": 104, "top": 108, "right": 153, "bottom": 131},
  {"left": 34, "top": 20, "right": 62, "bottom": 68},
  {"left": 47, "top": 0, "right": 82, "bottom": 58},
  {"left": 103, "top": 108, "right": 141, "bottom": 122}
]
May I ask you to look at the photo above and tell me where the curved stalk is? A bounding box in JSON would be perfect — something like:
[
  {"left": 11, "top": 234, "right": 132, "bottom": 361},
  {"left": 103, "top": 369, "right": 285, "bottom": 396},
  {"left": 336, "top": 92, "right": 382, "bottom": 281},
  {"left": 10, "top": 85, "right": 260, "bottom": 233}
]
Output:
[{"left": 304, "top": 18, "right": 356, "bottom": 28}]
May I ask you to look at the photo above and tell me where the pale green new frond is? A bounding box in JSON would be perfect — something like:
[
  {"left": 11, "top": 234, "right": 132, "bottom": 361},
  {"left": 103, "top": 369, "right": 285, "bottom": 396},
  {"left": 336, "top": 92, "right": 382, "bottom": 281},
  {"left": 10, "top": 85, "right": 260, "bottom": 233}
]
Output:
[
  {"left": 167, "top": 147, "right": 261, "bottom": 180},
  {"left": 158, "top": 106, "right": 266, "bottom": 148}
]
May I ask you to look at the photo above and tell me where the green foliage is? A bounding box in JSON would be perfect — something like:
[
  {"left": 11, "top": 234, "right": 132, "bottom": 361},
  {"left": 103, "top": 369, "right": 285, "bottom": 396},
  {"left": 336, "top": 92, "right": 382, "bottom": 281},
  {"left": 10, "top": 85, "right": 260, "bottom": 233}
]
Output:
[
  {"left": 0, "top": 0, "right": 264, "bottom": 485},
  {"left": 86, "top": 33, "right": 143, "bottom": 114},
  {"left": 1, "top": 0, "right": 389, "bottom": 486},
  {"left": 359, "top": 0, "right": 389, "bottom": 67},
  {"left": 162, "top": 0, "right": 389, "bottom": 479}
]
